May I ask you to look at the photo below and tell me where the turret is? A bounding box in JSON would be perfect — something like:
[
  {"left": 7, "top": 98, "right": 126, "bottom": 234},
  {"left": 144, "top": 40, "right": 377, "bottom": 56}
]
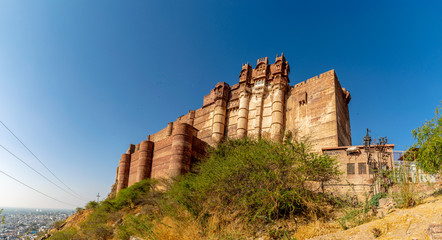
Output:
[
  {"left": 270, "top": 53, "right": 290, "bottom": 141},
  {"left": 169, "top": 123, "right": 195, "bottom": 177},
  {"left": 252, "top": 57, "right": 269, "bottom": 83},
  {"left": 211, "top": 82, "right": 230, "bottom": 144},
  {"left": 272, "top": 53, "right": 290, "bottom": 79},
  {"left": 239, "top": 63, "right": 252, "bottom": 85},
  {"left": 136, "top": 140, "right": 154, "bottom": 182},
  {"left": 116, "top": 153, "right": 131, "bottom": 192}
]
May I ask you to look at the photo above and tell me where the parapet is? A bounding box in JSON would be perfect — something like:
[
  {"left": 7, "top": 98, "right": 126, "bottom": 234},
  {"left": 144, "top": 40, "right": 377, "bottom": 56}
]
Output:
[{"left": 293, "top": 69, "right": 337, "bottom": 89}]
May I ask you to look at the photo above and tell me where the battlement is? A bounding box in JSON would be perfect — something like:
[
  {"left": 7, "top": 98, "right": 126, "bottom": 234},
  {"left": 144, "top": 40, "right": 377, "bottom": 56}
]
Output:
[
  {"left": 257, "top": 57, "right": 268, "bottom": 65},
  {"left": 275, "top": 53, "right": 286, "bottom": 63},
  {"left": 238, "top": 55, "right": 290, "bottom": 86},
  {"left": 292, "top": 70, "right": 338, "bottom": 90}
]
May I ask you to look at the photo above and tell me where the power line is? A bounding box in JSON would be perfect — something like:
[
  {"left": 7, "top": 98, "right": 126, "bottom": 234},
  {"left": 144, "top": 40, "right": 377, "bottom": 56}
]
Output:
[
  {"left": 0, "top": 120, "right": 85, "bottom": 199},
  {"left": 0, "top": 169, "right": 78, "bottom": 208},
  {"left": 0, "top": 144, "right": 84, "bottom": 201}
]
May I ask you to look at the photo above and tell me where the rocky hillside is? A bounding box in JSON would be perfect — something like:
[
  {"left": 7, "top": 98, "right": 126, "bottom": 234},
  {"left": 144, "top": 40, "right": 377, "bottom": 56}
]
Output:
[{"left": 41, "top": 139, "right": 441, "bottom": 240}]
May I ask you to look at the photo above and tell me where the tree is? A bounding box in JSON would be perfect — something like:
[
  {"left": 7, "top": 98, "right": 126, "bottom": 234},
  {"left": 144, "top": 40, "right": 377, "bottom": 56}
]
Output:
[{"left": 410, "top": 103, "right": 442, "bottom": 174}]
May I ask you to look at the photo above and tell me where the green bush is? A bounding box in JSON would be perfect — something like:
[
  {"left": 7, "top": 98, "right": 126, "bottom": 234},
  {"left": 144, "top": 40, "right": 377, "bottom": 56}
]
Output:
[
  {"left": 52, "top": 179, "right": 159, "bottom": 240},
  {"left": 75, "top": 207, "right": 84, "bottom": 213},
  {"left": 51, "top": 220, "right": 65, "bottom": 229},
  {"left": 48, "top": 227, "right": 78, "bottom": 240},
  {"left": 79, "top": 207, "right": 114, "bottom": 239},
  {"left": 369, "top": 192, "right": 387, "bottom": 207},
  {"left": 82, "top": 224, "right": 113, "bottom": 240},
  {"left": 337, "top": 207, "right": 370, "bottom": 230},
  {"left": 104, "top": 179, "right": 158, "bottom": 211},
  {"left": 85, "top": 201, "right": 99, "bottom": 209},
  {"left": 171, "top": 138, "right": 342, "bottom": 222},
  {"left": 117, "top": 214, "right": 156, "bottom": 240}
]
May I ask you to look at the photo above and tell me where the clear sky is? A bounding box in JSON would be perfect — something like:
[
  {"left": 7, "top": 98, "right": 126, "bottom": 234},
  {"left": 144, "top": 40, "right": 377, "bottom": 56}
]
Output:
[{"left": 0, "top": 0, "right": 441, "bottom": 209}]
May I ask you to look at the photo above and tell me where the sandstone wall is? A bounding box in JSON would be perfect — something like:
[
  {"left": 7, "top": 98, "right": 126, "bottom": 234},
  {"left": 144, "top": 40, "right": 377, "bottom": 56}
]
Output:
[
  {"left": 150, "top": 136, "right": 173, "bottom": 179},
  {"left": 285, "top": 70, "right": 352, "bottom": 151},
  {"left": 116, "top": 123, "right": 207, "bottom": 192},
  {"left": 335, "top": 78, "right": 352, "bottom": 146}
]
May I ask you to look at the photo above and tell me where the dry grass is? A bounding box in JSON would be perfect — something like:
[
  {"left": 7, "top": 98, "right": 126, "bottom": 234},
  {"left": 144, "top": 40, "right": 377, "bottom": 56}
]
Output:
[
  {"left": 153, "top": 216, "right": 201, "bottom": 240},
  {"left": 293, "top": 218, "right": 341, "bottom": 240},
  {"left": 47, "top": 209, "right": 93, "bottom": 235}
]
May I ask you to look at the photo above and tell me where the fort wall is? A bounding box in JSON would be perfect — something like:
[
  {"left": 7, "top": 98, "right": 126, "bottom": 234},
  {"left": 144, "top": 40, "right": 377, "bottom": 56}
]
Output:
[{"left": 114, "top": 54, "right": 353, "bottom": 192}]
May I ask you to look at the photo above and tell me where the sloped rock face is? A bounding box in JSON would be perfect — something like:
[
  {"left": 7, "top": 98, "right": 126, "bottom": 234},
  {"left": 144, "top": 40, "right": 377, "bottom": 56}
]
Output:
[
  {"left": 38, "top": 209, "right": 92, "bottom": 240},
  {"left": 309, "top": 195, "right": 442, "bottom": 240}
]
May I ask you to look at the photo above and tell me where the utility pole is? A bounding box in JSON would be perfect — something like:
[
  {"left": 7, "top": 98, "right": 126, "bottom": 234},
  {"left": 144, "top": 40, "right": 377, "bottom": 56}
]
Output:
[
  {"left": 363, "top": 128, "right": 390, "bottom": 195},
  {"left": 96, "top": 193, "right": 101, "bottom": 202},
  {"left": 376, "top": 136, "right": 391, "bottom": 192},
  {"left": 363, "top": 128, "right": 375, "bottom": 194}
]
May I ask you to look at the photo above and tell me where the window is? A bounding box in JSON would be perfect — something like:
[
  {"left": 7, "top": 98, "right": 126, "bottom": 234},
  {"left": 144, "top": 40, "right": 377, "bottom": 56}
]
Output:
[
  {"left": 347, "top": 163, "right": 355, "bottom": 175},
  {"left": 358, "top": 163, "right": 367, "bottom": 174}
]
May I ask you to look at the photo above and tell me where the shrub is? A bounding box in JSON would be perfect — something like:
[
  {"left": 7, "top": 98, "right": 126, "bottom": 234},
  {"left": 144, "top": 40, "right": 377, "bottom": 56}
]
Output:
[
  {"left": 369, "top": 193, "right": 387, "bottom": 207},
  {"left": 81, "top": 223, "right": 113, "bottom": 240},
  {"left": 80, "top": 208, "right": 114, "bottom": 240},
  {"left": 393, "top": 181, "right": 416, "bottom": 208},
  {"left": 117, "top": 214, "right": 156, "bottom": 240},
  {"left": 85, "top": 201, "right": 99, "bottom": 209},
  {"left": 75, "top": 207, "right": 84, "bottom": 213},
  {"left": 69, "top": 179, "right": 161, "bottom": 239},
  {"left": 171, "top": 138, "right": 342, "bottom": 223},
  {"left": 337, "top": 207, "right": 371, "bottom": 230},
  {"left": 105, "top": 179, "right": 158, "bottom": 211},
  {"left": 51, "top": 220, "right": 65, "bottom": 229},
  {"left": 48, "top": 227, "right": 78, "bottom": 240}
]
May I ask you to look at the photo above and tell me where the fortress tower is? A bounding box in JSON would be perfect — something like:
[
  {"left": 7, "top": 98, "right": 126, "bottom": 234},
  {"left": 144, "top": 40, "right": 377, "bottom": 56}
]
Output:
[{"left": 114, "top": 54, "right": 352, "bottom": 192}]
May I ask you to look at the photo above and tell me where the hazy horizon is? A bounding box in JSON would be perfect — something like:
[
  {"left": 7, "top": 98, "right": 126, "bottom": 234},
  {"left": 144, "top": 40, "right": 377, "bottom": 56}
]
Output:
[{"left": 0, "top": 206, "right": 73, "bottom": 212}]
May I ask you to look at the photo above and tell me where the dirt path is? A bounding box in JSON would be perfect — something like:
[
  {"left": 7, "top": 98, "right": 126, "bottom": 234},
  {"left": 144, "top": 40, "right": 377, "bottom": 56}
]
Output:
[{"left": 308, "top": 195, "right": 442, "bottom": 240}]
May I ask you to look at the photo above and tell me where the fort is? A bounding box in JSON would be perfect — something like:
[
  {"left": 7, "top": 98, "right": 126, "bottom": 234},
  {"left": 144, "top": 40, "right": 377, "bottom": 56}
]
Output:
[{"left": 113, "top": 54, "right": 381, "bottom": 196}]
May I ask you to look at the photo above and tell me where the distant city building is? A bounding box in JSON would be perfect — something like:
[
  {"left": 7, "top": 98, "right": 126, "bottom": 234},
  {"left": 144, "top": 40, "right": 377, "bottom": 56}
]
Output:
[{"left": 0, "top": 208, "right": 71, "bottom": 239}]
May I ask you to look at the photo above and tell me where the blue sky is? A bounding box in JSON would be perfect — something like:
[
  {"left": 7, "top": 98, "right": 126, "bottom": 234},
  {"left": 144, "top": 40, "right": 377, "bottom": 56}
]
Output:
[{"left": 0, "top": 0, "right": 441, "bottom": 209}]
